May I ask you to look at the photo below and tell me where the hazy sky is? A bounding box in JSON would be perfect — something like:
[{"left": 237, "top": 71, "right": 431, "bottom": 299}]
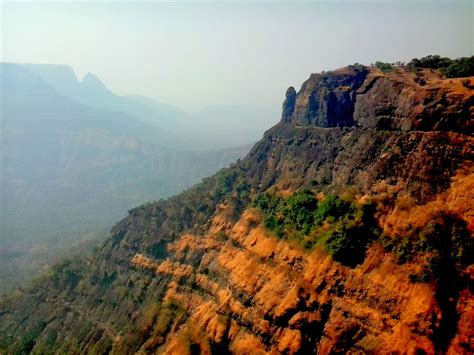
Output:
[{"left": 2, "top": 1, "right": 473, "bottom": 114}]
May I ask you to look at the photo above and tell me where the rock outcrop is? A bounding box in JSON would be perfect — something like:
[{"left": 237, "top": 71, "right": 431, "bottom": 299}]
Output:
[
  {"left": 282, "top": 66, "right": 474, "bottom": 133},
  {"left": 281, "top": 86, "right": 296, "bottom": 122},
  {"left": 0, "top": 64, "right": 473, "bottom": 354},
  {"left": 282, "top": 67, "right": 367, "bottom": 127}
]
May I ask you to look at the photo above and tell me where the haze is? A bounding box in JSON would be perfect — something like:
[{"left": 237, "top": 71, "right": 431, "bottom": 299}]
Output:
[{"left": 2, "top": 0, "right": 472, "bottom": 114}]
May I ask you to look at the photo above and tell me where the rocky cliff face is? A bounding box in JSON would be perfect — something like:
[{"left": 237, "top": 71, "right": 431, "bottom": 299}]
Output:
[
  {"left": 0, "top": 66, "right": 473, "bottom": 354},
  {"left": 282, "top": 66, "right": 473, "bottom": 133}
]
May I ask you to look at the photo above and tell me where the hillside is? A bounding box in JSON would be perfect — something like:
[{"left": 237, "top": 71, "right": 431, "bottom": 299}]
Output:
[
  {"left": 0, "top": 64, "right": 473, "bottom": 354},
  {"left": 0, "top": 63, "right": 250, "bottom": 293}
]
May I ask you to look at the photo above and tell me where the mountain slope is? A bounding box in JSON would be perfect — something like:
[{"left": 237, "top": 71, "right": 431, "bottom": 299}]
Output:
[{"left": 0, "top": 64, "right": 472, "bottom": 354}]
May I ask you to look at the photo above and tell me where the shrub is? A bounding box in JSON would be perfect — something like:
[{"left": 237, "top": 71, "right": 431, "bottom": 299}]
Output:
[
  {"left": 348, "top": 63, "right": 368, "bottom": 73},
  {"left": 443, "top": 57, "right": 474, "bottom": 78},
  {"left": 408, "top": 55, "right": 452, "bottom": 70},
  {"left": 408, "top": 55, "right": 474, "bottom": 78},
  {"left": 50, "top": 257, "right": 89, "bottom": 289},
  {"left": 374, "top": 61, "right": 393, "bottom": 72}
]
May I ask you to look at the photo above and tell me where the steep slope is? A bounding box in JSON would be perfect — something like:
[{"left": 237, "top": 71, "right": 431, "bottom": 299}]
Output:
[
  {"left": 0, "top": 64, "right": 249, "bottom": 293},
  {"left": 0, "top": 65, "right": 472, "bottom": 354}
]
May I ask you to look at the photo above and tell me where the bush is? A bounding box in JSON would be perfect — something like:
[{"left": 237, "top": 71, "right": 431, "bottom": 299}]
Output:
[
  {"left": 408, "top": 55, "right": 452, "bottom": 70},
  {"left": 348, "top": 63, "right": 368, "bottom": 73},
  {"left": 408, "top": 55, "right": 474, "bottom": 78},
  {"left": 374, "top": 61, "right": 393, "bottom": 72},
  {"left": 443, "top": 57, "right": 474, "bottom": 78},
  {"left": 50, "top": 257, "right": 89, "bottom": 289}
]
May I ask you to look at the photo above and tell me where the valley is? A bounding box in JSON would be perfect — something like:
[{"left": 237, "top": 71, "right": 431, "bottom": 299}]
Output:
[{"left": 0, "top": 63, "right": 253, "bottom": 293}]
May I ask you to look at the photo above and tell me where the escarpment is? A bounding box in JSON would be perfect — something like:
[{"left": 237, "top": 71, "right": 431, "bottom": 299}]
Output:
[
  {"left": 1, "top": 65, "right": 473, "bottom": 354},
  {"left": 282, "top": 66, "right": 473, "bottom": 132},
  {"left": 281, "top": 67, "right": 368, "bottom": 127}
]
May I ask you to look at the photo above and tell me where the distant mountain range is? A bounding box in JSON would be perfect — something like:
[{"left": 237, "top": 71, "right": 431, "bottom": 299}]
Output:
[
  {"left": 18, "top": 63, "right": 277, "bottom": 149},
  {"left": 0, "top": 63, "right": 253, "bottom": 293}
]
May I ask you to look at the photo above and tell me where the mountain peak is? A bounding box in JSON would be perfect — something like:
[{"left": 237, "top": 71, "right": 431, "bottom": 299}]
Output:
[{"left": 81, "top": 72, "right": 106, "bottom": 90}]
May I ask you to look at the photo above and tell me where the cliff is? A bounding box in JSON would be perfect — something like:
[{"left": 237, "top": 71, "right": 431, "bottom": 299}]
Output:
[
  {"left": 0, "top": 64, "right": 473, "bottom": 354},
  {"left": 282, "top": 66, "right": 473, "bottom": 133}
]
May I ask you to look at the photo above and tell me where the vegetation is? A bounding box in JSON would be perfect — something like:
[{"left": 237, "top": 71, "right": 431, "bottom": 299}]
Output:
[
  {"left": 443, "top": 57, "right": 474, "bottom": 78},
  {"left": 138, "top": 300, "right": 187, "bottom": 352},
  {"left": 1, "top": 60, "right": 472, "bottom": 354},
  {"left": 348, "top": 63, "right": 368, "bottom": 73},
  {"left": 408, "top": 55, "right": 474, "bottom": 78},
  {"left": 408, "top": 55, "right": 453, "bottom": 70},
  {"left": 382, "top": 212, "right": 472, "bottom": 282},
  {"left": 374, "top": 61, "right": 393, "bottom": 72},
  {"left": 49, "top": 257, "right": 90, "bottom": 289},
  {"left": 414, "top": 75, "right": 426, "bottom": 86},
  {"left": 253, "top": 190, "right": 380, "bottom": 266},
  {"left": 9, "top": 321, "right": 47, "bottom": 354},
  {"left": 254, "top": 189, "right": 472, "bottom": 275}
]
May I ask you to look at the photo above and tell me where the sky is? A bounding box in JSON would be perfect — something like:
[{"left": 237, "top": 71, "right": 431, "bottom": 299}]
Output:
[{"left": 1, "top": 0, "right": 473, "bottom": 114}]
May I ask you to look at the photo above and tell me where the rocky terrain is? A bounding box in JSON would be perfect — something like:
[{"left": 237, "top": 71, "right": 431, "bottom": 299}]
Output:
[{"left": 0, "top": 64, "right": 473, "bottom": 354}]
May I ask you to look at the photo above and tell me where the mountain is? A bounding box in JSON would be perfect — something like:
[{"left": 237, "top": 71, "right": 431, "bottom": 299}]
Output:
[
  {"left": 19, "top": 63, "right": 190, "bottom": 149},
  {"left": 0, "top": 63, "right": 250, "bottom": 293},
  {"left": 0, "top": 63, "right": 473, "bottom": 354},
  {"left": 20, "top": 63, "right": 274, "bottom": 150}
]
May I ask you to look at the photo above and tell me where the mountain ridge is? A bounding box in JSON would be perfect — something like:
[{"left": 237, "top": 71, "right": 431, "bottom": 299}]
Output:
[
  {"left": 16, "top": 63, "right": 190, "bottom": 149},
  {"left": 18, "top": 63, "right": 276, "bottom": 150}
]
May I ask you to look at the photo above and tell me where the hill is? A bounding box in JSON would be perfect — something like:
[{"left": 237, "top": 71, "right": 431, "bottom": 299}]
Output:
[{"left": 0, "top": 63, "right": 472, "bottom": 354}]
